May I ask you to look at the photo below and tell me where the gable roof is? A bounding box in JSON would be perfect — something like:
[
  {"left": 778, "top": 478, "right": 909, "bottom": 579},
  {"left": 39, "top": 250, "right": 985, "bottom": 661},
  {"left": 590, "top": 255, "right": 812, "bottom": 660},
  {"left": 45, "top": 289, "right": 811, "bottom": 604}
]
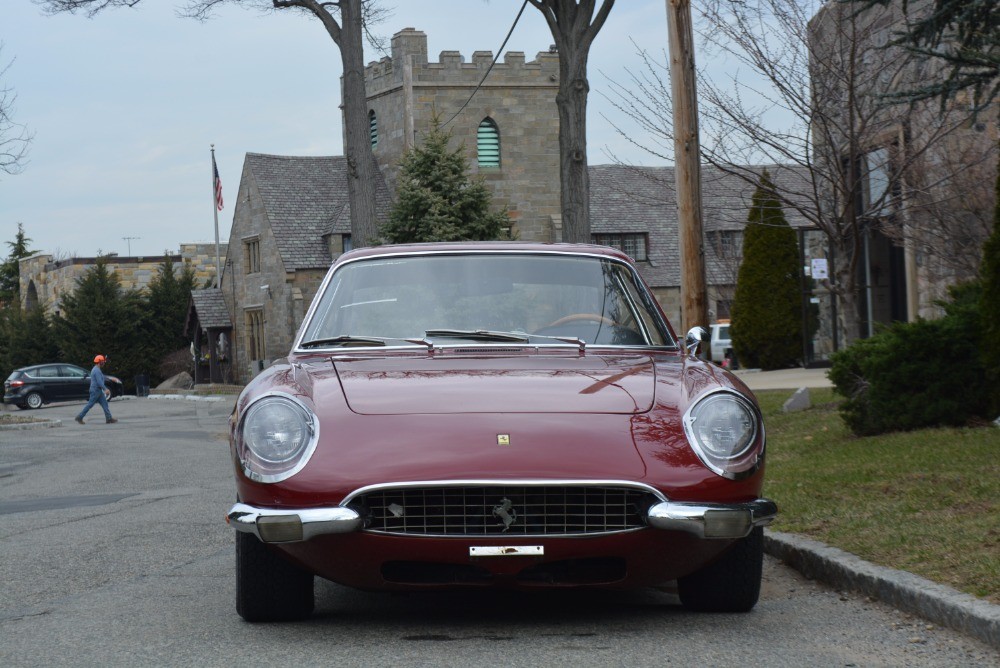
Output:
[
  {"left": 588, "top": 163, "right": 814, "bottom": 287},
  {"left": 185, "top": 288, "right": 231, "bottom": 337},
  {"left": 244, "top": 153, "right": 390, "bottom": 270}
]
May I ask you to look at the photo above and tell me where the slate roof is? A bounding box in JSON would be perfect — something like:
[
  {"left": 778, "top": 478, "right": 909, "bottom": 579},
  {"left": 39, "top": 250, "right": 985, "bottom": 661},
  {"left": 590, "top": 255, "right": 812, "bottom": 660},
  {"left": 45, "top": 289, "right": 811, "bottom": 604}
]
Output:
[
  {"left": 242, "top": 153, "right": 813, "bottom": 287},
  {"left": 186, "top": 288, "right": 231, "bottom": 335},
  {"left": 589, "top": 163, "right": 814, "bottom": 287},
  {"left": 245, "top": 153, "right": 392, "bottom": 270}
]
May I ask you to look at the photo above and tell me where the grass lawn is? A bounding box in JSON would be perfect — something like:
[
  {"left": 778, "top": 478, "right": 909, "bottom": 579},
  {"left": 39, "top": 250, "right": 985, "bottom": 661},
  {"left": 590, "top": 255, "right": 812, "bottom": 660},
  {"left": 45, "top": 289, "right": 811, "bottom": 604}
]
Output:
[{"left": 758, "top": 387, "right": 1000, "bottom": 604}]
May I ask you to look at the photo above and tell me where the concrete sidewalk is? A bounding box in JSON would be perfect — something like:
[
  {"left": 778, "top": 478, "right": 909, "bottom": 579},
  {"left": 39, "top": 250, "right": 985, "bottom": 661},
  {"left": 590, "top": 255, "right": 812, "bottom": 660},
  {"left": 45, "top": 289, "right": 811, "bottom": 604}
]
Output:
[{"left": 732, "top": 366, "right": 833, "bottom": 391}]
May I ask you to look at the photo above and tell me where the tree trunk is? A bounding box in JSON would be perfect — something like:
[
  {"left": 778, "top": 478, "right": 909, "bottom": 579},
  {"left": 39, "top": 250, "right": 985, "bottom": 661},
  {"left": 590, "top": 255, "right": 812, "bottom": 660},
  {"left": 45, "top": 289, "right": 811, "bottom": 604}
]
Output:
[
  {"left": 556, "top": 47, "right": 592, "bottom": 243},
  {"left": 529, "top": 0, "right": 616, "bottom": 244},
  {"left": 337, "top": 0, "right": 379, "bottom": 247}
]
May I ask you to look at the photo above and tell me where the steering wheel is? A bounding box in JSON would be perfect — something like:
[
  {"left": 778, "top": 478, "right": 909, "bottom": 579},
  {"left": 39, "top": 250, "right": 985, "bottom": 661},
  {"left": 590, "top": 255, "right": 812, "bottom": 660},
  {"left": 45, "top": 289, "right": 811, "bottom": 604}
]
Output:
[{"left": 542, "top": 313, "right": 617, "bottom": 328}]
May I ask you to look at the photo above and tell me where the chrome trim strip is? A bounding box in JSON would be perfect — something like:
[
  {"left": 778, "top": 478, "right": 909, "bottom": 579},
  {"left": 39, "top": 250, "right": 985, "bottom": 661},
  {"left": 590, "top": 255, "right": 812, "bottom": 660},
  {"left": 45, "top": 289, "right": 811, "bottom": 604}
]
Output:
[
  {"left": 646, "top": 498, "right": 777, "bottom": 539},
  {"left": 228, "top": 502, "right": 362, "bottom": 542},
  {"left": 339, "top": 478, "right": 669, "bottom": 507}
]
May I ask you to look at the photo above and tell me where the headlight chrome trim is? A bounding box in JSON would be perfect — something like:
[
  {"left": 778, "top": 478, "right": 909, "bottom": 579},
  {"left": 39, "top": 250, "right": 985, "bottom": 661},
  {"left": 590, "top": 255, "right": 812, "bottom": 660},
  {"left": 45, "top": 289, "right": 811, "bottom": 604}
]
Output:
[
  {"left": 237, "top": 391, "right": 320, "bottom": 484},
  {"left": 682, "top": 388, "right": 765, "bottom": 480}
]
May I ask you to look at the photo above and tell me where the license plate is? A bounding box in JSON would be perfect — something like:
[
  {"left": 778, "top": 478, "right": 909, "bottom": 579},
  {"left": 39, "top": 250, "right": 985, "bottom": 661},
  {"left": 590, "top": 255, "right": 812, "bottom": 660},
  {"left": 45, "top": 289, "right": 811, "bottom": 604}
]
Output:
[{"left": 469, "top": 546, "right": 544, "bottom": 557}]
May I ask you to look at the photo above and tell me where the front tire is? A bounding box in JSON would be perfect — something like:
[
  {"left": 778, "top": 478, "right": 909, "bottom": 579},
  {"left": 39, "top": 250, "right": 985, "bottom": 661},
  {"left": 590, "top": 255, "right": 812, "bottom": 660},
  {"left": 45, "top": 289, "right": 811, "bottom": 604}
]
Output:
[
  {"left": 235, "top": 531, "right": 314, "bottom": 622},
  {"left": 678, "top": 526, "right": 763, "bottom": 612},
  {"left": 25, "top": 392, "right": 43, "bottom": 409}
]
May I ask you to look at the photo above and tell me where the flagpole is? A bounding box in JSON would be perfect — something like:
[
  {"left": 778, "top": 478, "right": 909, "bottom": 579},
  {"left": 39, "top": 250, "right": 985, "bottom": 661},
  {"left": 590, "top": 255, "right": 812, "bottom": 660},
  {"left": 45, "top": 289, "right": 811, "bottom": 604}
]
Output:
[{"left": 211, "top": 144, "right": 222, "bottom": 289}]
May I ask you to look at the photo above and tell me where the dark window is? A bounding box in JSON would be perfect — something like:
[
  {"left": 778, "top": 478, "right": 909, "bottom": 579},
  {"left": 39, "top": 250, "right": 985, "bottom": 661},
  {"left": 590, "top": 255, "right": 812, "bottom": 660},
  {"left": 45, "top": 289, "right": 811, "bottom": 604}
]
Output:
[
  {"left": 592, "top": 233, "right": 648, "bottom": 262},
  {"left": 244, "top": 237, "right": 261, "bottom": 274},
  {"left": 245, "top": 309, "right": 265, "bottom": 361},
  {"left": 709, "top": 230, "right": 743, "bottom": 259}
]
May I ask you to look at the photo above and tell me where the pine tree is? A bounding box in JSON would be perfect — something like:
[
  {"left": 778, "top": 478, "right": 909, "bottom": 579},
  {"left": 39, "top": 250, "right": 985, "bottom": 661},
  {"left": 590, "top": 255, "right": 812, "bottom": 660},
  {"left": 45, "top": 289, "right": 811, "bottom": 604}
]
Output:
[
  {"left": 858, "top": 0, "right": 999, "bottom": 108},
  {"left": 0, "top": 223, "right": 34, "bottom": 308},
  {"left": 0, "top": 305, "right": 59, "bottom": 380},
  {"left": 146, "top": 255, "right": 197, "bottom": 357},
  {"left": 380, "top": 118, "right": 510, "bottom": 244},
  {"left": 730, "top": 171, "right": 803, "bottom": 370},
  {"left": 52, "top": 257, "right": 146, "bottom": 387}
]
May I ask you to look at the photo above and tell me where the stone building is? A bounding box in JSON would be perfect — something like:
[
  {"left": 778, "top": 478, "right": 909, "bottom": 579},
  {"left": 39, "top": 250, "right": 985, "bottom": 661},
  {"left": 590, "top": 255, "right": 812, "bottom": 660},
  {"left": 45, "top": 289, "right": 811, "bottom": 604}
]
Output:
[
  {"left": 18, "top": 243, "right": 225, "bottom": 316},
  {"left": 808, "top": 0, "right": 998, "bottom": 334},
  {"left": 365, "top": 28, "right": 561, "bottom": 241},
  {"left": 189, "top": 27, "right": 820, "bottom": 383},
  {"left": 202, "top": 152, "right": 813, "bottom": 383},
  {"left": 206, "top": 154, "right": 391, "bottom": 382}
]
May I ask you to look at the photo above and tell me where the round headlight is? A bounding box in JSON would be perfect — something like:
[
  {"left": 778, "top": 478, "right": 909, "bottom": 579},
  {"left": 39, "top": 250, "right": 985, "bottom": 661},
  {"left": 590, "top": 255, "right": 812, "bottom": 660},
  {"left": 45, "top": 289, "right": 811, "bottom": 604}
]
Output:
[
  {"left": 239, "top": 394, "right": 318, "bottom": 482},
  {"left": 683, "top": 390, "right": 763, "bottom": 479}
]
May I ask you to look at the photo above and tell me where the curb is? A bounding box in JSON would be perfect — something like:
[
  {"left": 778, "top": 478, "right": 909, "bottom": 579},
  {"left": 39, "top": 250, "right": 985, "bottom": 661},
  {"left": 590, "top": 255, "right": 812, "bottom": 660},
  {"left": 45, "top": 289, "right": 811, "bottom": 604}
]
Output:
[
  {"left": 0, "top": 418, "right": 62, "bottom": 431},
  {"left": 765, "top": 530, "right": 1000, "bottom": 650},
  {"left": 145, "top": 393, "right": 230, "bottom": 403}
]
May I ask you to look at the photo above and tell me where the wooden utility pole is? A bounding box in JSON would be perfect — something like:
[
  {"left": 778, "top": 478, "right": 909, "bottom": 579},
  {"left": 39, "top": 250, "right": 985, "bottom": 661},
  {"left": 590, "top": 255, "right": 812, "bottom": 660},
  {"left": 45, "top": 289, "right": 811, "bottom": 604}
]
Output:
[{"left": 666, "top": 0, "right": 708, "bottom": 336}]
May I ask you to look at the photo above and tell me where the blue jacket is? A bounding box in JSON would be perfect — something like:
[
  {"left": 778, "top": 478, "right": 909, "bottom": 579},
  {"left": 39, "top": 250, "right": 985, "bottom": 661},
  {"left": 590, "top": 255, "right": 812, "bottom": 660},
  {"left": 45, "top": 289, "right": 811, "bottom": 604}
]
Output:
[{"left": 90, "top": 365, "right": 108, "bottom": 395}]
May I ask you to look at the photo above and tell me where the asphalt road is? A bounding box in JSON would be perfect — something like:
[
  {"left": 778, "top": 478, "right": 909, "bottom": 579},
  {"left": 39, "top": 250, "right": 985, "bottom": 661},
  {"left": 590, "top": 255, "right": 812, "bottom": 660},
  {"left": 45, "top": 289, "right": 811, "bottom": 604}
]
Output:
[{"left": 1, "top": 397, "right": 997, "bottom": 667}]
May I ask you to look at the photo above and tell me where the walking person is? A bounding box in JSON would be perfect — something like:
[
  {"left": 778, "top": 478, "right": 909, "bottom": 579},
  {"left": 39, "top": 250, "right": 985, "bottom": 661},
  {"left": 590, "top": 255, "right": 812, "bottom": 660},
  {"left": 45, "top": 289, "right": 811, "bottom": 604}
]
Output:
[{"left": 75, "top": 354, "right": 118, "bottom": 425}]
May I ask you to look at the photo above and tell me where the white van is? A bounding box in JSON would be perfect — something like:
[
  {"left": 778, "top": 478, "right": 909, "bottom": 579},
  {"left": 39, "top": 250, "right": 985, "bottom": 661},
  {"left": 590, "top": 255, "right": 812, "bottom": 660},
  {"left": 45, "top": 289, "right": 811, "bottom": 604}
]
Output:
[{"left": 709, "top": 322, "right": 732, "bottom": 365}]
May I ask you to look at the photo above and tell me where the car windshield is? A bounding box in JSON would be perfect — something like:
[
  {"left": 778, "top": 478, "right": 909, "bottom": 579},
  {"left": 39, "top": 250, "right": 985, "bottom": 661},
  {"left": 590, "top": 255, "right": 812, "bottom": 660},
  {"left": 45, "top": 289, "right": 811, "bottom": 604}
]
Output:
[{"left": 299, "top": 253, "right": 673, "bottom": 348}]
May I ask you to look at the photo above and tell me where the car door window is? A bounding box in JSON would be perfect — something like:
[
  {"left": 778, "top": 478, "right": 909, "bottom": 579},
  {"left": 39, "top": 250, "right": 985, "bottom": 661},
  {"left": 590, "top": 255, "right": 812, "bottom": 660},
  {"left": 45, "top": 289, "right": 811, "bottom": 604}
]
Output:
[{"left": 60, "top": 365, "right": 87, "bottom": 379}]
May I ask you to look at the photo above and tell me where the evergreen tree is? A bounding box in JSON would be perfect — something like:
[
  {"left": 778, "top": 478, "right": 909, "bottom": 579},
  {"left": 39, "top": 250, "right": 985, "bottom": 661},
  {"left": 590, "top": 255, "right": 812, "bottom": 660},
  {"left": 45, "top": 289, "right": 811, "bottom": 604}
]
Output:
[
  {"left": 730, "top": 171, "right": 803, "bottom": 370},
  {"left": 146, "top": 255, "right": 197, "bottom": 359},
  {"left": 980, "top": 145, "right": 1000, "bottom": 412},
  {"left": 858, "top": 0, "right": 999, "bottom": 108},
  {"left": 0, "top": 223, "right": 34, "bottom": 307},
  {"left": 380, "top": 118, "right": 511, "bottom": 243},
  {"left": 0, "top": 305, "right": 59, "bottom": 380},
  {"left": 52, "top": 257, "right": 146, "bottom": 389}
]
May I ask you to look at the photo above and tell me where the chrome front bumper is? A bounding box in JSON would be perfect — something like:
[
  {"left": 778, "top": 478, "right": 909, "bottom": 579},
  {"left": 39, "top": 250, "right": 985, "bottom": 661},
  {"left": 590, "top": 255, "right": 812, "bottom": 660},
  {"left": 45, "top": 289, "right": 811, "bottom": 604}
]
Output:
[
  {"left": 227, "top": 498, "right": 777, "bottom": 544},
  {"left": 228, "top": 503, "right": 363, "bottom": 543},
  {"left": 645, "top": 498, "right": 777, "bottom": 539}
]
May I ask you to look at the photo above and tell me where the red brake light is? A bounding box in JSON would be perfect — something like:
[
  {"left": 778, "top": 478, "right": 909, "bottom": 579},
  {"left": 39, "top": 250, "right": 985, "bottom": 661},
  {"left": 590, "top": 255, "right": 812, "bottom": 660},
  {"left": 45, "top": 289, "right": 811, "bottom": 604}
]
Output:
[{"left": 9, "top": 380, "right": 24, "bottom": 388}]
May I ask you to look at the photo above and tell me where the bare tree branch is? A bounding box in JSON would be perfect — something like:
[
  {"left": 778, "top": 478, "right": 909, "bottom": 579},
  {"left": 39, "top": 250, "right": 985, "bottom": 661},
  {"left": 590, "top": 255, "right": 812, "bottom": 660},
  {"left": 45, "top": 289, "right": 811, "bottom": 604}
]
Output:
[
  {"left": 604, "top": 0, "right": 994, "bottom": 341},
  {"left": 0, "top": 45, "right": 32, "bottom": 177}
]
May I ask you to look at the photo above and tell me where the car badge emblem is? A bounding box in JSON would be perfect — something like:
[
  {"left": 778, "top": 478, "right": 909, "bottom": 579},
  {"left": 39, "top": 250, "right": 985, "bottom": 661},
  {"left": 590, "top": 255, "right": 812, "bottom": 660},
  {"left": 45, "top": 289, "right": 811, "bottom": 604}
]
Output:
[
  {"left": 492, "top": 497, "right": 517, "bottom": 532},
  {"left": 497, "top": 434, "right": 510, "bottom": 446}
]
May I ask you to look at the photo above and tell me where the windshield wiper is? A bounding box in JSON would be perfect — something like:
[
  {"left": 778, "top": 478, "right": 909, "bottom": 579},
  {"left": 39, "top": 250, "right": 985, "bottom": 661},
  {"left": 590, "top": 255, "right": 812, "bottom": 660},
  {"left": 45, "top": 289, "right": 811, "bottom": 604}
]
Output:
[
  {"left": 299, "top": 335, "right": 391, "bottom": 348},
  {"left": 424, "top": 329, "right": 530, "bottom": 343},
  {"left": 527, "top": 334, "right": 587, "bottom": 350}
]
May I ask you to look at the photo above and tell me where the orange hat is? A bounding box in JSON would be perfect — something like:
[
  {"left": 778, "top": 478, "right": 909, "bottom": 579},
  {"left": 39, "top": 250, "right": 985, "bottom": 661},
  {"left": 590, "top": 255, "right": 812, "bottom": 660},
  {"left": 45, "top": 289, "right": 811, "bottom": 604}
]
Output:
[{"left": 94, "top": 355, "right": 106, "bottom": 364}]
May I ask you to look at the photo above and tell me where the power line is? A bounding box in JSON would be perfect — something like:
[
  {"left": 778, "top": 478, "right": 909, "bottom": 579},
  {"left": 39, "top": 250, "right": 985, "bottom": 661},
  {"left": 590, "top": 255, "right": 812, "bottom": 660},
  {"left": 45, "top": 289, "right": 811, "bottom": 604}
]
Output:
[{"left": 440, "top": 0, "right": 531, "bottom": 129}]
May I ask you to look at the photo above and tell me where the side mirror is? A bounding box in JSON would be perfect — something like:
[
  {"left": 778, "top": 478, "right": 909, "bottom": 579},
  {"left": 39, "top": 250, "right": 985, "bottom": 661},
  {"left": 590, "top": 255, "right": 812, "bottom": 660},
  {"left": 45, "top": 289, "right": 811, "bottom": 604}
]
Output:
[{"left": 685, "top": 326, "right": 707, "bottom": 356}]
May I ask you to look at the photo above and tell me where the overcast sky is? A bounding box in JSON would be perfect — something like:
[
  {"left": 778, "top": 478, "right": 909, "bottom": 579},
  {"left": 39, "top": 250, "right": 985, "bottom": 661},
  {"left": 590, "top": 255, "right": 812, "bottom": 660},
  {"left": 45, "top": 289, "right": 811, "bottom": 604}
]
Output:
[{"left": 1, "top": 0, "right": 712, "bottom": 259}]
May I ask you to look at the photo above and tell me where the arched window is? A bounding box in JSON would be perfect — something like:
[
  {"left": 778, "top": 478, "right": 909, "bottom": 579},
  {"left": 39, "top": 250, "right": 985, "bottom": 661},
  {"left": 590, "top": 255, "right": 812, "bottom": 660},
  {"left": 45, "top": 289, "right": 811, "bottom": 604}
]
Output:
[
  {"left": 24, "top": 280, "right": 38, "bottom": 310},
  {"left": 369, "top": 110, "right": 378, "bottom": 149},
  {"left": 477, "top": 117, "right": 500, "bottom": 168}
]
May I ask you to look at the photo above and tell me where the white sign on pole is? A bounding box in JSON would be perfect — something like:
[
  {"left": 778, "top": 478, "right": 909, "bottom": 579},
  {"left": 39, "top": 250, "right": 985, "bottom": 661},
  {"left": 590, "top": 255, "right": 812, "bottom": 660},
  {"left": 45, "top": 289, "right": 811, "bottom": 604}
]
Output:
[{"left": 811, "top": 258, "right": 829, "bottom": 280}]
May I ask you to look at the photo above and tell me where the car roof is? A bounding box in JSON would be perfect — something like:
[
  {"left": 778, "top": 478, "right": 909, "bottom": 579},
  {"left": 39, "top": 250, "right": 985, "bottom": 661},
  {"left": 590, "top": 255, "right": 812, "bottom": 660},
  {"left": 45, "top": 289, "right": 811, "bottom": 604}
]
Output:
[
  {"left": 17, "top": 363, "right": 81, "bottom": 372},
  {"left": 333, "top": 241, "right": 636, "bottom": 265}
]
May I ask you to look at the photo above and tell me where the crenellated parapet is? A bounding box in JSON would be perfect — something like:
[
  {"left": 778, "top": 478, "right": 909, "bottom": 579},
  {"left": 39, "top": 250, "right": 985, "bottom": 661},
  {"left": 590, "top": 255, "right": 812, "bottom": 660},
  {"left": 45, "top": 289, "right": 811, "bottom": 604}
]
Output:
[{"left": 364, "top": 28, "right": 559, "bottom": 97}]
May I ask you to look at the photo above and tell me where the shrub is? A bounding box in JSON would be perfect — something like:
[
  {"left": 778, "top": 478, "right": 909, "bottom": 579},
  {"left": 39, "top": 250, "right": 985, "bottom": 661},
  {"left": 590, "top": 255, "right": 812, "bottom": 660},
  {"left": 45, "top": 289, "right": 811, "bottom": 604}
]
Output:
[
  {"left": 829, "top": 284, "right": 987, "bottom": 435},
  {"left": 730, "top": 171, "right": 802, "bottom": 369}
]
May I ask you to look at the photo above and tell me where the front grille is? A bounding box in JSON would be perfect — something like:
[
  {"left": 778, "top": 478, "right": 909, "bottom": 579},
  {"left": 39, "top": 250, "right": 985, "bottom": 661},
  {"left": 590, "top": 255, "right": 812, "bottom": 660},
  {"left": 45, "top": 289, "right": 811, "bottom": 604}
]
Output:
[{"left": 349, "top": 485, "right": 658, "bottom": 536}]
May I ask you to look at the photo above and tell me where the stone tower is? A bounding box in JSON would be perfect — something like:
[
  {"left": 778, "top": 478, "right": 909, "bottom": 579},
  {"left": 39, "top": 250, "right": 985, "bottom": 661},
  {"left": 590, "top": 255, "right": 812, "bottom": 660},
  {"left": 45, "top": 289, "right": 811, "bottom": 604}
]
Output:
[{"left": 358, "top": 28, "right": 562, "bottom": 241}]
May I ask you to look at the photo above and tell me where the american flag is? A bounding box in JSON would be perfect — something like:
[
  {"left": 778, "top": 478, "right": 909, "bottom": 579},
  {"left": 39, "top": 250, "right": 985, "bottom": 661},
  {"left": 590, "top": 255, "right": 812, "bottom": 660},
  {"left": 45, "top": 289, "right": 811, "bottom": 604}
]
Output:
[{"left": 213, "top": 156, "right": 224, "bottom": 211}]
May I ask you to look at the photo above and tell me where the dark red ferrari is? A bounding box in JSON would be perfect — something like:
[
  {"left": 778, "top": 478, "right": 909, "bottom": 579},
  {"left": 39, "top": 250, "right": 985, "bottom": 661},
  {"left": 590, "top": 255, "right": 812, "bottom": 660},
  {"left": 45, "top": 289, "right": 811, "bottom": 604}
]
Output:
[{"left": 227, "top": 242, "right": 775, "bottom": 622}]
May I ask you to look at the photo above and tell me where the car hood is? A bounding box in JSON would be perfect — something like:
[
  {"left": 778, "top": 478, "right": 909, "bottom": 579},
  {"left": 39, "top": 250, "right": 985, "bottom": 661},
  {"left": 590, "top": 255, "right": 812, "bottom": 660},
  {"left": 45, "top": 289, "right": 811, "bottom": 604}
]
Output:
[{"left": 331, "top": 353, "right": 656, "bottom": 415}]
